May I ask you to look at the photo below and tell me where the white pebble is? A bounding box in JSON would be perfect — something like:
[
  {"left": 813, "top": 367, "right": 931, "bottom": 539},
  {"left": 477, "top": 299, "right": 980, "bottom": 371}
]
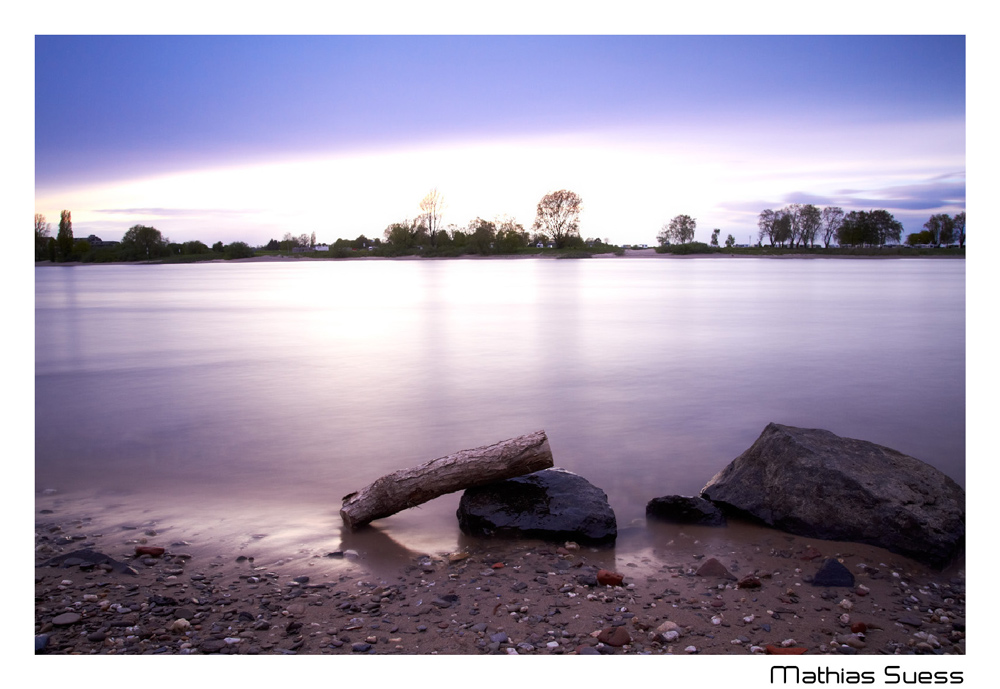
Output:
[
  {"left": 684, "top": 645, "right": 698, "bottom": 653},
  {"left": 838, "top": 599, "right": 853, "bottom": 610},
  {"left": 743, "top": 615, "right": 754, "bottom": 624}
]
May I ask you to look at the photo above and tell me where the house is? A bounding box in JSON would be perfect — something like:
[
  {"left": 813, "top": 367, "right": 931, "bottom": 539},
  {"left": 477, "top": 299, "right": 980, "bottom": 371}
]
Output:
[{"left": 314, "top": 244, "right": 329, "bottom": 251}]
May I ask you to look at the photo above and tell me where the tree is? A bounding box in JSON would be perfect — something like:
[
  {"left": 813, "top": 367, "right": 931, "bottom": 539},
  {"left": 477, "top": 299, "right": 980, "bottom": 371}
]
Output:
[
  {"left": 120, "top": 224, "right": 168, "bottom": 260},
  {"left": 419, "top": 189, "right": 446, "bottom": 247},
  {"left": 35, "top": 213, "right": 52, "bottom": 260},
  {"left": 870, "top": 210, "right": 903, "bottom": 246},
  {"left": 212, "top": 241, "right": 224, "bottom": 253},
  {"left": 773, "top": 208, "right": 793, "bottom": 247},
  {"left": 533, "top": 190, "right": 582, "bottom": 249},
  {"left": 906, "top": 230, "right": 933, "bottom": 246},
  {"left": 382, "top": 219, "right": 426, "bottom": 252},
  {"left": 725, "top": 234, "right": 736, "bottom": 248},
  {"left": 757, "top": 209, "right": 778, "bottom": 246},
  {"left": 495, "top": 215, "right": 527, "bottom": 254},
  {"left": 923, "top": 214, "right": 948, "bottom": 246},
  {"left": 837, "top": 210, "right": 902, "bottom": 247},
  {"left": 710, "top": 229, "right": 720, "bottom": 247},
  {"left": 783, "top": 203, "right": 802, "bottom": 247},
  {"left": 659, "top": 214, "right": 696, "bottom": 245},
  {"left": 466, "top": 217, "right": 496, "bottom": 255},
  {"left": 796, "top": 204, "right": 822, "bottom": 247},
  {"left": 224, "top": 241, "right": 254, "bottom": 259},
  {"left": 820, "top": 207, "right": 844, "bottom": 248},
  {"left": 953, "top": 211, "right": 966, "bottom": 248},
  {"left": 57, "top": 210, "right": 73, "bottom": 261},
  {"left": 181, "top": 240, "right": 210, "bottom": 254}
]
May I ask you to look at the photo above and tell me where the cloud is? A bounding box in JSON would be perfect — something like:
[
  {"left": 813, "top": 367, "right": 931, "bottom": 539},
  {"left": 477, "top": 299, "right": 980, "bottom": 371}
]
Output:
[{"left": 93, "top": 207, "right": 260, "bottom": 218}]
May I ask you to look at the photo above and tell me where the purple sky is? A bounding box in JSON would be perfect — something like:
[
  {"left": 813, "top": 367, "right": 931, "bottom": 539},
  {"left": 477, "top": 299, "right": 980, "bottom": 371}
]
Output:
[{"left": 34, "top": 35, "right": 965, "bottom": 246}]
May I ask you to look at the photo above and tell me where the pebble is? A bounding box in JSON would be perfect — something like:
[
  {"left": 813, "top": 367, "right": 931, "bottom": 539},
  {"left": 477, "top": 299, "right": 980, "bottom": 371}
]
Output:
[{"left": 52, "top": 612, "right": 81, "bottom": 626}]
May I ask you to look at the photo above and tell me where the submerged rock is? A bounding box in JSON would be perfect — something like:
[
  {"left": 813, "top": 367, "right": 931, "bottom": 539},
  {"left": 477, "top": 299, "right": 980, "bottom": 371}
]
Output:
[
  {"left": 700, "top": 423, "right": 965, "bottom": 568},
  {"left": 456, "top": 468, "right": 617, "bottom": 545},
  {"left": 646, "top": 495, "right": 726, "bottom": 526}
]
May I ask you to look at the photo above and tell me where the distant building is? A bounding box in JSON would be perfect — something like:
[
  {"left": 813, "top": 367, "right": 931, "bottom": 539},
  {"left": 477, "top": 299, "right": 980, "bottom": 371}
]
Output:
[
  {"left": 85, "top": 235, "right": 119, "bottom": 248},
  {"left": 314, "top": 244, "right": 329, "bottom": 251}
]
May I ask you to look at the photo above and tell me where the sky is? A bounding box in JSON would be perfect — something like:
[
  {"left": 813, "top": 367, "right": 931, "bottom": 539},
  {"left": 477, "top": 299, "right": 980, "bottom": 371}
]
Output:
[{"left": 33, "top": 34, "right": 966, "bottom": 247}]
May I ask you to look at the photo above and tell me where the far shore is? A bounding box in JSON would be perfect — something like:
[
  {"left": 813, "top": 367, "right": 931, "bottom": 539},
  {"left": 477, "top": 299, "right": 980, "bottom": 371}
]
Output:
[{"left": 35, "top": 247, "right": 966, "bottom": 266}]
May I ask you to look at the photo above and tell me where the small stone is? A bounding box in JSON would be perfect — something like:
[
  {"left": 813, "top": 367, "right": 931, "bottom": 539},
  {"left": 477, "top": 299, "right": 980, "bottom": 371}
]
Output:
[
  {"left": 352, "top": 642, "right": 372, "bottom": 652},
  {"left": 52, "top": 612, "right": 81, "bottom": 626},
  {"left": 695, "top": 558, "right": 736, "bottom": 580},
  {"left": 596, "top": 569, "right": 624, "bottom": 586},
  {"left": 135, "top": 546, "right": 165, "bottom": 557},
  {"left": 737, "top": 575, "right": 762, "bottom": 589},
  {"left": 597, "top": 626, "right": 631, "bottom": 647},
  {"left": 684, "top": 645, "right": 698, "bottom": 653}
]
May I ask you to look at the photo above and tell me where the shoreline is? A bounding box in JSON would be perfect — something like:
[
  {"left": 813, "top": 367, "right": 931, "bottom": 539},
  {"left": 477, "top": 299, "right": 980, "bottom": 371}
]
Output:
[
  {"left": 33, "top": 247, "right": 966, "bottom": 266},
  {"left": 35, "top": 490, "right": 965, "bottom": 656}
]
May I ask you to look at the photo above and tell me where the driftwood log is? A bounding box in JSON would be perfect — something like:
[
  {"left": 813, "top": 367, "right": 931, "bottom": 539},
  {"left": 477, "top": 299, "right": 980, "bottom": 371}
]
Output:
[{"left": 340, "top": 430, "right": 554, "bottom": 529}]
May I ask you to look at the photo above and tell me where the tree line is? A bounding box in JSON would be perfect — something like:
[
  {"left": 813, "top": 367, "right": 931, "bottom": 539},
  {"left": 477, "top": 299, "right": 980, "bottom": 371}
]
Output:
[
  {"left": 35, "top": 192, "right": 966, "bottom": 264},
  {"left": 655, "top": 205, "right": 966, "bottom": 252}
]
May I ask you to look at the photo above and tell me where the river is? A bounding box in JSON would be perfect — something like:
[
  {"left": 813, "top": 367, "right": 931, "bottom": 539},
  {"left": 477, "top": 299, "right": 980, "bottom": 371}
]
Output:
[{"left": 34, "top": 257, "right": 965, "bottom": 563}]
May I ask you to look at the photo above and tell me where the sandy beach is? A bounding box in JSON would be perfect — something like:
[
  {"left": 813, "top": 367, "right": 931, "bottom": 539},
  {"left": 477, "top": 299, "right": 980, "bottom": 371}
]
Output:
[{"left": 35, "top": 487, "right": 965, "bottom": 658}]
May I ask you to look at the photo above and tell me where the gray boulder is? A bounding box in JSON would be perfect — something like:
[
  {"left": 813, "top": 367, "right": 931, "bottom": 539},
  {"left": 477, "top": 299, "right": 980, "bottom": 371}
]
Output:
[
  {"left": 457, "top": 468, "right": 617, "bottom": 545},
  {"left": 646, "top": 495, "right": 726, "bottom": 526},
  {"left": 700, "top": 423, "right": 964, "bottom": 568}
]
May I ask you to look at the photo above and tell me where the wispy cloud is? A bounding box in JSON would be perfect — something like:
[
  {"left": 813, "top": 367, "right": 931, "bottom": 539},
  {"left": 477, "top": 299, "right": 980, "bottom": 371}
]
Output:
[{"left": 94, "top": 207, "right": 261, "bottom": 217}]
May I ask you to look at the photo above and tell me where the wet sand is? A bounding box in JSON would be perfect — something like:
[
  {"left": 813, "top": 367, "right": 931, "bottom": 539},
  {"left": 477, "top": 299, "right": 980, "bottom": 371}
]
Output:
[{"left": 35, "top": 488, "right": 965, "bottom": 658}]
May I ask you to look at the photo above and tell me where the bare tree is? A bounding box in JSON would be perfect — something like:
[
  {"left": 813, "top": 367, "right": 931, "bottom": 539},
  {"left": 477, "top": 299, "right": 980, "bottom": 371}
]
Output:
[
  {"left": 419, "top": 188, "right": 445, "bottom": 247},
  {"left": 954, "top": 211, "right": 966, "bottom": 248},
  {"left": 757, "top": 209, "right": 778, "bottom": 246},
  {"left": 820, "top": 207, "right": 844, "bottom": 248},
  {"left": 533, "top": 190, "right": 582, "bottom": 249}
]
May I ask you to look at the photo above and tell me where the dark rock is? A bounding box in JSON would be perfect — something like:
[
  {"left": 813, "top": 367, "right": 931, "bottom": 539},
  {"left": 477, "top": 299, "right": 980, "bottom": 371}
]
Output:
[
  {"left": 700, "top": 423, "right": 965, "bottom": 568},
  {"left": 52, "top": 612, "right": 81, "bottom": 626},
  {"left": 695, "top": 557, "right": 736, "bottom": 580},
  {"left": 646, "top": 495, "right": 726, "bottom": 526},
  {"left": 812, "top": 558, "right": 855, "bottom": 587},
  {"left": 37, "top": 548, "right": 138, "bottom": 575},
  {"left": 352, "top": 642, "right": 372, "bottom": 652},
  {"left": 737, "top": 575, "right": 762, "bottom": 589},
  {"left": 457, "top": 468, "right": 617, "bottom": 545},
  {"left": 200, "top": 639, "right": 227, "bottom": 653},
  {"left": 35, "top": 634, "right": 49, "bottom": 653}
]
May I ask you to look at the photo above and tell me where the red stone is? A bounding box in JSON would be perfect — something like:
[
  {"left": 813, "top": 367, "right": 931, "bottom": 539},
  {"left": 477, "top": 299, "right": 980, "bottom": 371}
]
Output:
[
  {"left": 596, "top": 569, "right": 624, "bottom": 586},
  {"left": 851, "top": 622, "right": 868, "bottom": 634},
  {"left": 597, "top": 626, "right": 632, "bottom": 647},
  {"left": 737, "top": 576, "right": 762, "bottom": 589},
  {"left": 800, "top": 546, "right": 823, "bottom": 561},
  {"left": 135, "top": 546, "right": 165, "bottom": 557},
  {"left": 491, "top": 562, "right": 505, "bottom": 569},
  {"left": 766, "top": 645, "right": 808, "bottom": 655}
]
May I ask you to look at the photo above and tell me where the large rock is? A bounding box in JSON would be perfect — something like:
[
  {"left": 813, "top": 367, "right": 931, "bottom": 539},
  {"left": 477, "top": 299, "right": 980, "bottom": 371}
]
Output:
[
  {"left": 457, "top": 468, "right": 617, "bottom": 545},
  {"left": 700, "top": 423, "right": 964, "bottom": 568}
]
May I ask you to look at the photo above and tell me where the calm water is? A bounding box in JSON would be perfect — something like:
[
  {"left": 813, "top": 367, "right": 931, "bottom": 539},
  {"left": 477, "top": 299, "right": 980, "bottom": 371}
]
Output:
[{"left": 34, "top": 257, "right": 965, "bottom": 560}]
